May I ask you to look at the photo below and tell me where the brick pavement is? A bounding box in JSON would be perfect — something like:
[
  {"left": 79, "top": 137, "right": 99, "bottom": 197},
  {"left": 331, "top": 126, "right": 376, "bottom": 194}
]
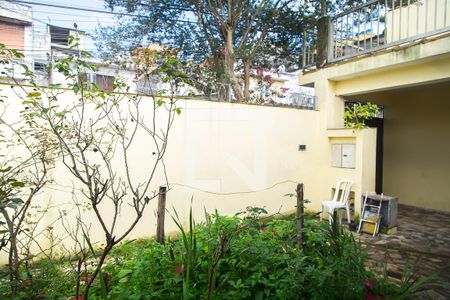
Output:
[{"left": 355, "top": 204, "right": 450, "bottom": 299}]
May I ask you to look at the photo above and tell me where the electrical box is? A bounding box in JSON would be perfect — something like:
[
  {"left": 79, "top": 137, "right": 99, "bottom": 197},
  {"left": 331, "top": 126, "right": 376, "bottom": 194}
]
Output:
[
  {"left": 331, "top": 144, "right": 342, "bottom": 167},
  {"left": 331, "top": 143, "right": 356, "bottom": 169},
  {"left": 342, "top": 144, "right": 356, "bottom": 168}
]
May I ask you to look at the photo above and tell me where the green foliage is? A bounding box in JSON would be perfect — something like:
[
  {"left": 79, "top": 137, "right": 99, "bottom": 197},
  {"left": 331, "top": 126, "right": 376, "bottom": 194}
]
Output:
[
  {"left": 0, "top": 32, "right": 183, "bottom": 298},
  {"left": 344, "top": 102, "right": 380, "bottom": 129},
  {"left": 98, "top": 1, "right": 311, "bottom": 102},
  {"left": 369, "top": 256, "right": 443, "bottom": 299},
  {"left": 235, "top": 206, "right": 268, "bottom": 221},
  {"left": 104, "top": 212, "right": 370, "bottom": 299},
  {"left": 0, "top": 43, "right": 57, "bottom": 298},
  {"left": 0, "top": 258, "right": 77, "bottom": 299},
  {"left": 170, "top": 206, "right": 197, "bottom": 299},
  {"left": 0, "top": 210, "right": 439, "bottom": 299}
]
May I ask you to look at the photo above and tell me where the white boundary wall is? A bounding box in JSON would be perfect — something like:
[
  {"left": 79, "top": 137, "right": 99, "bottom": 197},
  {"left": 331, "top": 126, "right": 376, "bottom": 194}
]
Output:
[{"left": 0, "top": 86, "right": 329, "bottom": 261}]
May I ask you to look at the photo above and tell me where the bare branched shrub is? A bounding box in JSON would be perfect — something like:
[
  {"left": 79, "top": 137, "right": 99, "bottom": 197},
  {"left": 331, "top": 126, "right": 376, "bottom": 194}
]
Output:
[
  {"left": 0, "top": 44, "right": 58, "bottom": 296},
  {"left": 7, "top": 35, "right": 182, "bottom": 297}
]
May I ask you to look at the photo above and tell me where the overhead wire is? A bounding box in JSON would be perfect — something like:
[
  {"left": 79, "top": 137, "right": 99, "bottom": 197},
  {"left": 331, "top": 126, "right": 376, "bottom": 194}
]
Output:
[
  {"left": 0, "top": 3, "right": 48, "bottom": 24},
  {"left": 8, "top": 0, "right": 199, "bottom": 24},
  {"left": 3, "top": 0, "right": 302, "bottom": 58},
  {"left": 168, "top": 180, "right": 298, "bottom": 196},
  {"left": 24, "top": 0, "right": 113, "bottom": 11},
  {"left": 8, "top": 0, "right": 302, "bottom": 35},
  {"left": 32, "top": 10, "right": 117, "bottom": 19}
]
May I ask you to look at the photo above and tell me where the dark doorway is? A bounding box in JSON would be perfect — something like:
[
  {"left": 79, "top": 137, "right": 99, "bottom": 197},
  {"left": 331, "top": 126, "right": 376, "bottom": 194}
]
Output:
[
  {"left": 365, "top": 117, "right": 384, "bottom": 194},
  {"left": 345, "top": 101, "right": 384, "bottom": 194}
]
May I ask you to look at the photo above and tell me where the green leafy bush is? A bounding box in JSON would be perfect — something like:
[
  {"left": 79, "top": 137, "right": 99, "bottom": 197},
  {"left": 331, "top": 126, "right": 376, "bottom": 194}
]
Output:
[
  {"left": 1, "top": 210, "right": 437, "bottom": 299},
  {"left": 104, "top": 212, "right": 370, "bottom": 299},
  {"left": 344, "top": 102, "right": 380, "bottom": 129}
]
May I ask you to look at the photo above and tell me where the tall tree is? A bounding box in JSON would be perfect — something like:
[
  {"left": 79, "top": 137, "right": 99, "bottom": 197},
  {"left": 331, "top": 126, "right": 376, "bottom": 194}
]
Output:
[{"left": 98, "top": 0, "right": 308, "bottom": 102}]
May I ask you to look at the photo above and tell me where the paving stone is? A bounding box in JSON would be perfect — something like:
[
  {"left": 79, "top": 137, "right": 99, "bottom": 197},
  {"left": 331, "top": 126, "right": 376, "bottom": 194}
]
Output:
[{"left": 356, "top": 204, "right": 450, "bottom": 299}]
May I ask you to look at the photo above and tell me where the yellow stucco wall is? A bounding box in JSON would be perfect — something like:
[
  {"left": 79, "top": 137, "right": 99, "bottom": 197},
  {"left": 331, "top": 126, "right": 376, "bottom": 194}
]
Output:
[
  {"left": 325, "top": 129, "right": 377, "bottom": 216},
  {"left": 299, "top": 33, "right": 450, "bottom": 213},
  {"left": 386, "top": 0, "right": 450, "bottom": 43},
  {"left": 348, "top": 82, "right": 450, "bottom": 211},
  {"left": 383, "top": 84, "right": 450, "bottom": 211},
  {"left": 334, "top": 56, "right": 450, "bottom": 96},
  {"left": 0, "top": 80, "right": 377, "bottom": 263}
]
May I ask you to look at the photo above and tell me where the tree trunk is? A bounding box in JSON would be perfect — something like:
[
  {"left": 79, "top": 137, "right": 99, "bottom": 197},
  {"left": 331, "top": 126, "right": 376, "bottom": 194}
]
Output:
[
  {"left": 243, "top": 61, "right": 251, "bottom": 101},
  {"left": 317, "top": 16, "right": 329, "bottom": 68},
  {"left": 156, "top": 186, "right": 167, "bottom": 244},
  {"left": 2, "top": 209, "right": 19, "bottom": 297},
  {"left": 230, "top": 79, "right": 244, "bottom": 102},
  {"left": 316, "top": 0, "right": 329, "bottom": 68},
  {"left": 83, "top": 242, "right": 114, "bottom": 299},
  {"left": 8, "top": 243, "right": 19, "bottom": 297},
  {"left": 224, "top": 28, "right": 243, "bottom": 102},
  {"left": 296, "top": 183, "right": 304, "bottom": 249}
]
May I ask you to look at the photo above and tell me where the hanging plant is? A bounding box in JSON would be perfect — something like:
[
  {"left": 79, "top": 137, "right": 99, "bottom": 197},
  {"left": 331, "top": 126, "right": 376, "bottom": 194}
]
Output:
[{"left": 344, "top": 102, "right": 380, "bottom": 129}]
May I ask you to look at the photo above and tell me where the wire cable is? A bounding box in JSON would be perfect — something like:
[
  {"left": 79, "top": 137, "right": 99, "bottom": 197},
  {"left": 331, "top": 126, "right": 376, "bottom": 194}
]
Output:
[
  {"left": 8, "top": 0, "right": 198, "bottom": 24},
  {"left": 167, "top": 180, "right": 298, "bottom": 196},
  {"left": 8, "top": 0, "right": 302, "bottom": 35}
]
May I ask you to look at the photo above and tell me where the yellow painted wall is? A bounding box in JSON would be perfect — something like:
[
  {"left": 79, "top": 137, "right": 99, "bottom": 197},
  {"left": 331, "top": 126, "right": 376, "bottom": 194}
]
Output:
[
  {"left": 300, "top": 33, "right": 450, "bottom": 213},
  {"left": 0, "top": 84, "right": 334, "bottom": 262},
  {"left": 386, "top": 0, "right": 450, "bottom": 43},
  {"left": 325, "top": 129, "right": 377, "bottom": 216},
  {"left": 334, "top": 56, "right": 450, "bottom": 96},
  {"left": 348, "top": 82, "right": 450, "bottom": 211},
  {"left": 0, "top": 80, "right": 378, "bottom": 263}
]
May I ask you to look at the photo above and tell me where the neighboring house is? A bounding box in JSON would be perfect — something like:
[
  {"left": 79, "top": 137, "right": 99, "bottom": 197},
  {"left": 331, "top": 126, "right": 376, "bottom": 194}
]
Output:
[
  {"left": 270, "top": 69, "right": 315, "bottom": 109},
  {"left": 0, "top": 1, "right": 312, "bottom": 103},
  {"left": 0, "top": 1, "right": 193, "bottom": 95},
  {"left": 0, "top": 0, "right": 128, "bottom": 89},
  {"left": 299, "top": 0, "right": 450, "bottom": 214},
  {"left": 0, "top": 1, "right": 34, "bottom": 81}
]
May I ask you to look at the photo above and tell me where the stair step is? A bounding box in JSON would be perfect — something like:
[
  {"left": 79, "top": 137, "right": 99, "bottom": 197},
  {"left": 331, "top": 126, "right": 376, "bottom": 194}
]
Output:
[{"left": 361, "top": 220, "right": 378, "bottom": 224}]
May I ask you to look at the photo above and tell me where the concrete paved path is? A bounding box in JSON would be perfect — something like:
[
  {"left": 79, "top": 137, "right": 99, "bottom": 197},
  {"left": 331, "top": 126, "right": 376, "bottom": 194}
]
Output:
[{"left": 356, "top": 204, "right": 450, "bottom": 299}]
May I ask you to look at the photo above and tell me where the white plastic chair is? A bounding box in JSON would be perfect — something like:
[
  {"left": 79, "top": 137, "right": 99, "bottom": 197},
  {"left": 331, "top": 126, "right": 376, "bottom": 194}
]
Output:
[{"left": 320, "top": 180, "right": 353, "bottom": 224}]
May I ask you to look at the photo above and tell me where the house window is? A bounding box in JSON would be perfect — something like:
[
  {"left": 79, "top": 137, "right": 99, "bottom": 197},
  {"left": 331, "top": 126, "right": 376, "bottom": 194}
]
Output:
[
  {"left": 34, "top": 62, "right": 47, "bottom": 73},
  {"left": 0, "top": 21, "right": 25, "bottom": 50},
  {"left": 136, "top": 75, "right": 159, "bottom": 94},
  {"left": 77, "top": 73, "right": 114, "bottom": 92},
  {"left": 96, "top": 74, "right": 114, "bottom": 92},
  {"left": 50, "top": 26, "right": 70, "bottom": 46}
]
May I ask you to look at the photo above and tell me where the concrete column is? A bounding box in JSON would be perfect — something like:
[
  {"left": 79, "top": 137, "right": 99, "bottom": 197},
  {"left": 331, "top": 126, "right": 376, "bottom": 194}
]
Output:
[{"left": 314, "top": 76, "right": 345, "bottom": 129}]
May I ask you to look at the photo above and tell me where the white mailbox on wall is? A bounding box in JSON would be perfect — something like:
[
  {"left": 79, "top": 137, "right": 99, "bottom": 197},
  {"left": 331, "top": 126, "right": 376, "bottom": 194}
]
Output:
[{"left": 331, "top": 143, "right": 356, "bottom": 169}]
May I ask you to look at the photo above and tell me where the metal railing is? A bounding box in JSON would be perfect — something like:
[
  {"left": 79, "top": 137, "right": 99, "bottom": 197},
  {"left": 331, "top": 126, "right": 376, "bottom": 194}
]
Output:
[
  {"left": 301, "top": 26, "right": 318, "bottom": 69},
  {"left": 287, "top": 92, "right": 316, "bottom": 110},
  {"left": 329, "top": 0, "right": 450, "bottom": 62}
]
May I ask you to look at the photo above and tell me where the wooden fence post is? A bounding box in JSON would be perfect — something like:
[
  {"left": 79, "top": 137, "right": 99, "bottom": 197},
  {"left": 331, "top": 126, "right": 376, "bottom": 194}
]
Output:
[
  {"left": 296, "top": 183, "right": 304, "bottom": 249},
  {"left": 156, "top": 186, "right": 167, "bottom": 244}
]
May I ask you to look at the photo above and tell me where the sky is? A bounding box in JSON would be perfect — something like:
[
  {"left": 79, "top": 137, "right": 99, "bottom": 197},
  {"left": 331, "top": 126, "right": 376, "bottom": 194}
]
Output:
[{"left": 29, "top": 0, "right": 117, "bottom": 52}]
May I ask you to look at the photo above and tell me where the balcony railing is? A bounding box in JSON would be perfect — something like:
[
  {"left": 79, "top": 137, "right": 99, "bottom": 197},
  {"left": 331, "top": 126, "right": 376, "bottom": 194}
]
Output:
[
  {"left": 303, "top": 0, "right": 450, "bottom": 69},
  {"left": 288, "top": 92, "right": 316, "bottom": 110},
  {"left": 301, "top": 26, "right": 318, "bottom": 69}
]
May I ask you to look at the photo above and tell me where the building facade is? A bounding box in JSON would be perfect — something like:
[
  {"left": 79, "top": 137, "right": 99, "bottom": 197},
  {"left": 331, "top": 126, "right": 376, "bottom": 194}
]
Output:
[{"left": 300, "top": 0, "right": 450, "bottom": 213}]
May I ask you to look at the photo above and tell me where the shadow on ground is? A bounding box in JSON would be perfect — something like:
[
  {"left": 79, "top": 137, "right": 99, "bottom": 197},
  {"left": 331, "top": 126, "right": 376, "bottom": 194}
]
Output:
[{"left": 356, "top": 204, "right": 450, "bottom": 299}]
